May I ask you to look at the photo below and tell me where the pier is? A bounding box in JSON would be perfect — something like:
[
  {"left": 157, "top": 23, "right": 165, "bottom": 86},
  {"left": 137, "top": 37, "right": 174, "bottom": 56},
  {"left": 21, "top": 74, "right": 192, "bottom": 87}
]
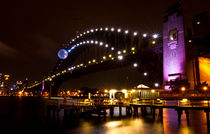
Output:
[{"left": 46, "top": 98, "right": 210, "bottom": 125}]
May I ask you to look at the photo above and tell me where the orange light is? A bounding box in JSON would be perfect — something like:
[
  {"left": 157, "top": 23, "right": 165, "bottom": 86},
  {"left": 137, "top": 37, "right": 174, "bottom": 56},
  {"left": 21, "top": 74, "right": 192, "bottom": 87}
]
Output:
[
  {"left": 203, "top": 86, "right": 208, "bottom": 91},
  {"left": 181, "top": 87, "right": 186, "bottom": 91},
  {"left": 104, "top": 89, "right": 108, "bottom": 93}
]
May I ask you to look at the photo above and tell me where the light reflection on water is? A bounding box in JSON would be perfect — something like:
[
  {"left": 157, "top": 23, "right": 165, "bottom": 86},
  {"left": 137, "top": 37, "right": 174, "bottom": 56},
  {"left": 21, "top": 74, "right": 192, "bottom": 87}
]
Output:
[{"left": 0, "top": 97, "right": 209, "bottom": 134}]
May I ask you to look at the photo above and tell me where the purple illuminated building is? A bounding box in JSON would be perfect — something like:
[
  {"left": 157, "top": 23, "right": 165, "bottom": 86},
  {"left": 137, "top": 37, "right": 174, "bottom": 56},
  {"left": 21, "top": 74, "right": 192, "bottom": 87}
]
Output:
[{"left": 163, "top": 3, "right": 186, "bottom": 90}]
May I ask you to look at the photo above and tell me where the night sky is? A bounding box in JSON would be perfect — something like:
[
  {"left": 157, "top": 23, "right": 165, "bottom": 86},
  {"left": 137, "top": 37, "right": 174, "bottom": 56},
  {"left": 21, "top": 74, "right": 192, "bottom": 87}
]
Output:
[{"left": 0, "top": 0, "right": 210, "bottom": 85}]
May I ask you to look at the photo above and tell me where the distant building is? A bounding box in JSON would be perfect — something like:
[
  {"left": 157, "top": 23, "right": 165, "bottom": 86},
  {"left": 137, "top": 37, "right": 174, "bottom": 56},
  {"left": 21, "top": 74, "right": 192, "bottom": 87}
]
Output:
[{"left": 0, "top": 73, "right": 10, "bottom": 95}]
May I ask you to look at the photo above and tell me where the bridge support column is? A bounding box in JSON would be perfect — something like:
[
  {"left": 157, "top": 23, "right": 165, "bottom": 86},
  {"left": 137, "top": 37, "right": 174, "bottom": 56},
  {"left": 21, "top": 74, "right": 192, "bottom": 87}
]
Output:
[
  {"left": 152, "top": 107, "right": 156, "bottom": 119},
  {"left": 185, "top": 109, "right": 190, "bottom": 125},
  {"left": 110, "top": 107, "right": 114, "bottom": 117},
  {"left": 159, "top": 108, "right": 163, "bottom": 120},
  {"left": 133, "top": 106, "right": 138, "bottom": 117},
  {"left": 119, "top": 106, "right": 122, "bottom": 117},
  {"left": 176, "top": 109, "right": 183, "bottom": 123}
]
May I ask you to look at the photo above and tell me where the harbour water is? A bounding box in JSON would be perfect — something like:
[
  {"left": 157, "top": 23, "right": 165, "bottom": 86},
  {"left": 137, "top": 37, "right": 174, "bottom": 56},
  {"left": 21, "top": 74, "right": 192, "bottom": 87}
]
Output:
[{"left": 0, "top": 97, "right": 209, "bottom": 134}]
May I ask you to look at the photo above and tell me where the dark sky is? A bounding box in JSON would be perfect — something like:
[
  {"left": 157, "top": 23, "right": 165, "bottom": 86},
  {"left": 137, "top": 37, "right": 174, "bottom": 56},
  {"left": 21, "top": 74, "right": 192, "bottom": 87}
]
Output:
[{"left": 0, "top": 0, "right": 210, "bottom": 83}]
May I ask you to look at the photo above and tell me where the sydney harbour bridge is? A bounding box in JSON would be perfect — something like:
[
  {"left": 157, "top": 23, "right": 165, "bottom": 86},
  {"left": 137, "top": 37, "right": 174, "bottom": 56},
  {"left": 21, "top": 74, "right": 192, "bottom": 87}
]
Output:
[{"left": 28, "top": 27, "right": 163, "bottom": 95}]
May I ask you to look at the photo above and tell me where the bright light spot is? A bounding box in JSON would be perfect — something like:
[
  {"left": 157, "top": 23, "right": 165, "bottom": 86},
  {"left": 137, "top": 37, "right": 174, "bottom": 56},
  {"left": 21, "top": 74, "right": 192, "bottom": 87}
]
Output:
[
  {"left": 123, "top": 50, "right": 126, "bottom": 53},
  {"left": 122, "top": 89, "right": 127, "bottom": 93},
  {"left": 111, "top": 47, "right": 114, "bottom": 50},
  {"left": 80, "top": 34, "right": 82, "bottom": 36},
  {"left": 87, "top": 30, "right": 90, "bottom": 33},
  {"left": 95, "top": 28, "right": 98, "bottom": 31},
  {"left": 95, "top": 41, "right": 98, "bottom": 44},
  {"left": 143, "top": 33, "right": 147, "bottom": 37},
  {"left": 144, "top": 72, "right": 147, "bottom": 76},
  {"left": 203, "top": 86, "right": 208, "bottom": 91},
  {"left": 117, "top": 51, "right": 122, "bottom": 54},
  {"left": 100, "top": 28, "right": 103, "bottom": 31},
  {"left": 91, "top": 40, "right": 94, "bottom": 44},
  {"left": 88, "top": 61, "right": 91, "bottom": 64},
  {"left": 87, "top": 40, "right": 90, "bottom": 43},
  {"left": 92, "top": 59, "right": 96, "bottom": 63},
  {"left": 105, "top": 44, "right": 108, "bottom": 47},
  {"left": 80, "top": 64, "right": 83, "bottom": 66},
  {"left": 181, "top": 87, "right": 186, "bottom": 91},
  {"left": 188, "top": 40, "right": 192, "bottom": 43},
  {"left": 109, "top": 54, "right": 112, "bottom": 58},
  {"left": 72, "top": 39, "right": 75, "bottom": 42},
  {"left": 153, "top": 34, "right": 158, "bottom": 39},
  {"left": 105, "top": 27, "right": 108, "bottom": 31},
  {"left": 133, "top": 32, "right": 138, "bottom": 36},
  {"left": 83, "top": 32, "right": 86, "bottom": 34},
  {"left": 111, "top": 57, "right": 114, "bottom": 60},
  {"left": 125, "top": 30, "right": 129, "bottom": 34},
  {"left": 118, "top": 55, "right": 123, "bottom": 60},
  {"left": 131, "top": 47, "right": 135, "bottom": 51},
  {"left": 131, "top": 89, "right": 135, "bottom": 93},
  {"left": 197, "top": 21, "right": 200, "bottom": 25},
  {"left": 111, "top": 27, "right": 115, "bottom": 31},
  {"left": 110, "top": 89, "right": 117, "bottom": 93},
  {"left": 90, "top": 29, "right": 94, "bottom": 32},
  {"left": 99, "top": 42, "right": 103, "bottom": 46},
  {"left": 102, "top": 56, "right": 106, "bottom": 60},
  {"left": 104, "top": 89, "right": 108, "bottom": 93},
  {"left": 133, "top": 63, "right": 138, "bottom": 67},
  {"left": 154, "top": 83, "right": 159, "bottom": 87},
  {"left": 117, "top": 28, "right": 121, "bottom": 32},
  {"left": 181, "top": 98, "right": 188, "bottom": 102},
  {"left": 151, "top": 90, "right": 155, "bottom": 93},
  {"left": 152, "top": 41, "right": 156, "bottom": 44}
]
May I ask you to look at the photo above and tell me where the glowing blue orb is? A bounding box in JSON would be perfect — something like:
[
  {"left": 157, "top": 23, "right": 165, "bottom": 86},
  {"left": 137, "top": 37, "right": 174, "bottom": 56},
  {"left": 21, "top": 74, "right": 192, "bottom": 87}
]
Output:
[{"left": 58, "top": 49, "right": 68, "bottom": 59}]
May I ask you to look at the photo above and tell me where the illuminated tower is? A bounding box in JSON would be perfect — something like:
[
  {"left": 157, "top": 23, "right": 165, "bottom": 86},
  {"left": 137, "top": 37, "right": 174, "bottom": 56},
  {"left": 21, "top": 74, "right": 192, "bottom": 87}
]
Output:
[{"left": 163, "top": 3, "right": 186, "bottom": 90}]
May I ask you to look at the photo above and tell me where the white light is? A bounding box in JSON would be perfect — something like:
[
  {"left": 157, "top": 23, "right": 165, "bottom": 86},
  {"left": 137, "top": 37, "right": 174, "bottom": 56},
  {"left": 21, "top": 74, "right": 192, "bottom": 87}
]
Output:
[
  {"left": 133, "top": 63, "right": 138, "bottom": 67},
  {"left": 87, "top": 40, "right": 90, "bottom": 43},
  {"left": 155, "top": 83, "right": 159, "bottom": 87},
  {"left": 76, "top": 44, "right": 79, "bottom": 46},
  {"left": 111, "top": 47, "right": 114, "bottom": 50},
  {"left": 153, "top": 34, "right": 158, "bottom": 39},
  {"left": 80, "top": 42, "right": 82, "bottom": 45},
  {"left": 105, "top": 27, "right": 108, "bottom": 31},
  {"left": 80, "top": 34, "right": 82, "bottom": 36},
  {"left": 95, "top": 28, "right": 98, "bottom": 31},
  {"left": 91, "top": 40, "right": 94, "bottom": 44},
  {"left": 77, "top": 36, "right": 79, "bottom": 38},
  {"left": 95, "top": 41, "right": 98, "bottom": 44},
  {"left": 99, "top": 42, "right": 103, "bottom": 46},
  {"left": 117, "top": 51, "right": 121, "bottom": 54},
  {"left": 125, "top": 30, "right": 129, "bottom": 34},
  {"left": 83, "top": 32, "right": 86, "bottom": 35},
  {"left": 118, "top": 55, "right": 123, "bottom": 60},
  {"left": 144, "top": 72, "right": 147, "bottom": 76},
  {"left": 72, "top": 39, "right": 75, "bottom": 42},
  {"left": 83, "top": 41, "right": 86, "bottom": 44},
  {"left": 87, "top": 30, "right": 90, "bottom": 33},
  {"left": 90, "top": 29, "right": 94, "bottom": 32},
  {"left": 111, "top": 27, "right": 115, "bottom": 31},
  {"left": 100, "top": 28, "right": 103, "bottom": 31},
  {"left": 117, "top": 28, "right": 121, "bottom": 32},
  {"left": 105, "top": 44, "right": 108, "bottom": 47},
  {"left": 143, "top": 33, "right": 147, "bottom": 37},
  {"left": 133, "top": 32, "right": 138, "bottom": 36},
  {"left": 68, "top": 68, "right": 71, "bottom": 71}
]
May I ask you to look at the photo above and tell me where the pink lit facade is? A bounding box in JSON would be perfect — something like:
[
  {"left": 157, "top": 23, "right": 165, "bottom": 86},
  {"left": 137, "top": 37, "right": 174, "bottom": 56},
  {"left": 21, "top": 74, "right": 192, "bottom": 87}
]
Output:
[{"left": 163, "top": 13, "right": 186, "bottom": 90}]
